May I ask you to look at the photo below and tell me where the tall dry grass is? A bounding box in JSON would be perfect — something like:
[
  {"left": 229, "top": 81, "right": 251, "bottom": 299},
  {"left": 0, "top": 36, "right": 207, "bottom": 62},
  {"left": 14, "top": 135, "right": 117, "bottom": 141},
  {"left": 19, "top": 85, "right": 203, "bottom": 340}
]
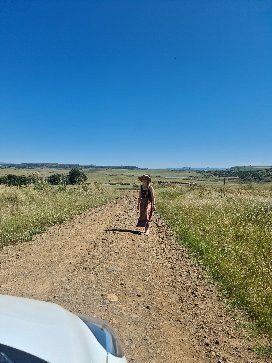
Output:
[
  {"left": 157, "top": 185, "right": 272, "bottom": 338},
  {"left": 0, "top": 183, "right": 119, "bottom": 247}
]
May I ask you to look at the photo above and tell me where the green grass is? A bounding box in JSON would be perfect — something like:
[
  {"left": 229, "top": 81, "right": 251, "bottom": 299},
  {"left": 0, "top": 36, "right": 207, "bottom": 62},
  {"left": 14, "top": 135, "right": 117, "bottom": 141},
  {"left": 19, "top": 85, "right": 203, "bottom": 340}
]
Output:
[
  {"left": 0, "top": 167, "right": 203, "bottom": 187},
  {"left": 157, "top": 185, "right": 272, "bottom": 339},
  {"left": 0, "top": 183, "right": 120, "bottom": 248}
]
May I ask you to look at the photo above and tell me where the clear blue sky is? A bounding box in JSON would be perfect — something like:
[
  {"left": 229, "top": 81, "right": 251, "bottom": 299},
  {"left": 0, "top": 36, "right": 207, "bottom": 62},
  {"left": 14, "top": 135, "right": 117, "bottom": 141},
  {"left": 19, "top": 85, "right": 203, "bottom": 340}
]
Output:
[{"left": 0, "top": 0, "right": 271, "bottom": 168}]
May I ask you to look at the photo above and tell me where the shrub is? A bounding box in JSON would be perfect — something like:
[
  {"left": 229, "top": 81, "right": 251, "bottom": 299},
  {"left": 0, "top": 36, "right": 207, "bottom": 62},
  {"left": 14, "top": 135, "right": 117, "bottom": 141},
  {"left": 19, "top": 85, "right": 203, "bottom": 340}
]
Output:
[
  {"left": 0, "top": 174, "right": 32, "bottom": 186},
  {"left": 67, "top": 168, "right": 87, "bottom": 185},
  {"left": 47, "top": 173, "right": 67, "bottom": 185}
]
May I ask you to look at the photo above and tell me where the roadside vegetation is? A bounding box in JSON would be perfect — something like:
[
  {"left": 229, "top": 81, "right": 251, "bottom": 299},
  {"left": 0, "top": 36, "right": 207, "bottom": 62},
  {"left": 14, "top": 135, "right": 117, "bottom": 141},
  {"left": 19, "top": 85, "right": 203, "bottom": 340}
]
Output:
[
  {"left": 0, "top": 182, "right": 119, "bottom": 248},
  {"left": 157, "top": 185, "right": 272, "bottom": 340}
]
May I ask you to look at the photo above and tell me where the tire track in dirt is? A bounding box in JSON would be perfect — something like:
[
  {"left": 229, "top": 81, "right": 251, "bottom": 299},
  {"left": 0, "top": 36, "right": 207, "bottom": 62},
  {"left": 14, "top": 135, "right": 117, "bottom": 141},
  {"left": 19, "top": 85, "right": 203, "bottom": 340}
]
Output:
[{"left": 0, "top": 194, "right": 267, "bottom": 362}]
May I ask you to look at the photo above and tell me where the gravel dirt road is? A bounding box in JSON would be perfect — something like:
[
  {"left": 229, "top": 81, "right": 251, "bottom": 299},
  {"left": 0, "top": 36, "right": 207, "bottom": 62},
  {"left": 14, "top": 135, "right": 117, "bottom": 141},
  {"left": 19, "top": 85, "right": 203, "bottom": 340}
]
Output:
[{"left": 0, "top": 194, "right": 267, "bottom": 362}]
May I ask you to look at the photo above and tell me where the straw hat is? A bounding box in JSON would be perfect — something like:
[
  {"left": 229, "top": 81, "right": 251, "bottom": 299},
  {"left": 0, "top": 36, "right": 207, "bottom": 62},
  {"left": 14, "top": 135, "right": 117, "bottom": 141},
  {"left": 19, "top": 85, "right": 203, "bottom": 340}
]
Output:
[{"left": 138, "top": 174, "right": 151, "bottom": 183}]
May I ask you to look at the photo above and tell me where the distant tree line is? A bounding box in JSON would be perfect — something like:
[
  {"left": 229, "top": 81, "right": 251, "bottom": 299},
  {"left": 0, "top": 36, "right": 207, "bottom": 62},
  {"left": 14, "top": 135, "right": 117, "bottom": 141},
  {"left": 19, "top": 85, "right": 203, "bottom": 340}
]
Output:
[
  {"left": 197, "top": 168, "right": 272, "bottom": 182},
  {"left": 0, "top": 169, "right": 87, "bottom": 186}
]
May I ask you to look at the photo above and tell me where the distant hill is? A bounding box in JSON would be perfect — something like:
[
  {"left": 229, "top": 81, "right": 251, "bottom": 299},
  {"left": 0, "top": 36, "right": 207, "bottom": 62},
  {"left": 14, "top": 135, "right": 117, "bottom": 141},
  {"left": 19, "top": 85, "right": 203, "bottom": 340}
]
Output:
[
  {"left": 166, "top": 167, "right": 227, "bottom": 171},
  {"left": 0, "top": 162, "right": 140, "bottom": 170},
  {"left": 198, "top": 165, "right": 272, "bottom": 183},
  {"left": 1, "top": 163, "right": 271, "bottom": 172},
  {"left": 230, "top": 165, "right": 272, "bottom": 171}
]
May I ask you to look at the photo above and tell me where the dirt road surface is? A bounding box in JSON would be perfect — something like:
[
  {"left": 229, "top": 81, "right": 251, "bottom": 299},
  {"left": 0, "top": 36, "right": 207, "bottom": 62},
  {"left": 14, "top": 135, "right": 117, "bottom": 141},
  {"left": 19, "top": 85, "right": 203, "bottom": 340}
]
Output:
[{"left": 0, "top": 194, "right": 267, "bottom": 362}]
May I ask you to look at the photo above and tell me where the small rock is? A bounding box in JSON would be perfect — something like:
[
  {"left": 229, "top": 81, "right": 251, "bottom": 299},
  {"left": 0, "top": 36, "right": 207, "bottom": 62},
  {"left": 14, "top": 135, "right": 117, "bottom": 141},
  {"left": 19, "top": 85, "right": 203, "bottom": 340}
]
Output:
[{"left": 106, "top": 293, "right": 118, "bottom": 302}]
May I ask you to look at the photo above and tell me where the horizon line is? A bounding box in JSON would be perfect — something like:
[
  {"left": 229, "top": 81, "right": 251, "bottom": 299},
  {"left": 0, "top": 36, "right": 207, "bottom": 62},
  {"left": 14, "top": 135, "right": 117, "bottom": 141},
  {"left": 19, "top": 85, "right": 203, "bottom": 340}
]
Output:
[{"left": 1, "top": 161, "right": 272, "bottom": 170}]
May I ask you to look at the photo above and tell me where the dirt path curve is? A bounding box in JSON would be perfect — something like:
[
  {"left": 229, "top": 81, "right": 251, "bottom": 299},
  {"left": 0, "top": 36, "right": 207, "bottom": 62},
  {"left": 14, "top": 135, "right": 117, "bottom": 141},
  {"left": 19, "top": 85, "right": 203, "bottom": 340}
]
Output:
[{"left": 0, "top": 194, "right": 265, "bottom": 362}]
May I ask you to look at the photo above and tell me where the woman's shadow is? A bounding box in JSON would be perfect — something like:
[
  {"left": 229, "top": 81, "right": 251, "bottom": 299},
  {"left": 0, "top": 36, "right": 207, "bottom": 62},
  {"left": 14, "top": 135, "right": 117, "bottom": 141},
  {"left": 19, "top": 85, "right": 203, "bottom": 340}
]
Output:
[{"left": 105, "top": 228, "right": 141, "bottom": 235}]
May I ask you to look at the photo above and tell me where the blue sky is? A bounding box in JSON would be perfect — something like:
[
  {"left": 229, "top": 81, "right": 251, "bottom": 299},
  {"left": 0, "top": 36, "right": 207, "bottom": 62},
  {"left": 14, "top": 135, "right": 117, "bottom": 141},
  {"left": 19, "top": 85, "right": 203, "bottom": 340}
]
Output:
[{"left": 0, "top": 0, "right": 271, "bottom": 168}]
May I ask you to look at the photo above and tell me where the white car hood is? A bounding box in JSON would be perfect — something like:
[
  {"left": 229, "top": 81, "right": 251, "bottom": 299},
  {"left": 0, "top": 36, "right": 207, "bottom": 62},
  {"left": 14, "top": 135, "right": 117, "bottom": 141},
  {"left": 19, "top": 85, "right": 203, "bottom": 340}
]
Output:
[{"left": 0, "top": 294, "right": 107, "bottom": 363}]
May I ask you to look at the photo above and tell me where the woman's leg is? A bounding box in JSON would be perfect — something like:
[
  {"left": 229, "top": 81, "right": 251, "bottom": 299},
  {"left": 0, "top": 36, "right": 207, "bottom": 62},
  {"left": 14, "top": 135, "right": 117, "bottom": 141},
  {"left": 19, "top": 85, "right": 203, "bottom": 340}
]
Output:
[
  {"left": 144, "top": 202, "right": 152, "bottom": 235},
  {"left": 137, "top": 200, "right": 147, "bottom": 224},
  {"left": 144, "top": 221, "right": 150, "bottom": 235}
]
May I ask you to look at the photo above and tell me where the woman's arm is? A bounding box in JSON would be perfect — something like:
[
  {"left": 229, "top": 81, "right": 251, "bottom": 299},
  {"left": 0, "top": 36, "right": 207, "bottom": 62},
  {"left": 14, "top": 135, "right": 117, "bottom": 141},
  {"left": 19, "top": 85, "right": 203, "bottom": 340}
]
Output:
[
  {"left": 150, "top": 185, "right": 156, "bottom": 210},
  {"left": 137, "top": 186, "right": 141, "bottom": 209}
]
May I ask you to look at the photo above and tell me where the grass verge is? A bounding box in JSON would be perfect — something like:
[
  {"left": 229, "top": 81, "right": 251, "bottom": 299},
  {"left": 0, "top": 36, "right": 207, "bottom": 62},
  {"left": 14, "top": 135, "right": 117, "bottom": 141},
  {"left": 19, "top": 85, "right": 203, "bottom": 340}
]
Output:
[
  {"left": 0, "top": 183, "right": 120, "bottom": 248},
  {"left": 157, "top": 185, "right": 272, "bottom": 346}
]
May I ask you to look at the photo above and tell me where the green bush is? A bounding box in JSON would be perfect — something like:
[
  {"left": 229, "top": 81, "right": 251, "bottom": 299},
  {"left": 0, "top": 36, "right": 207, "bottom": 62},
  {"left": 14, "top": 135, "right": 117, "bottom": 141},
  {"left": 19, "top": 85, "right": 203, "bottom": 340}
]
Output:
[
  {"left": 67, "top": 168, "right": 87, "bottom": 185},
  {"left": 0, "top": 174, "right": 32, "bottom": 186},
  {"left": 47, "top": 173, "right": 67, "bottom": 185}
]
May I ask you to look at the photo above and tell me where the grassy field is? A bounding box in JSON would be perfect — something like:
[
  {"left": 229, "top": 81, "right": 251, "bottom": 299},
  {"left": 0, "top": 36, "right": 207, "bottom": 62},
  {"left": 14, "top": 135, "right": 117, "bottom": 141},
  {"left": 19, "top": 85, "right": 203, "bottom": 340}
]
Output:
[
  {"left": 1, "top": 166, "right": 272, "bottom": 186},
  {"left": 0, "top": 167, "right": 177, "bottom": 247},
  {"left": 157, "top": 184, "right": 272, "bottom": 340},
  {"left": 0, "top": 167, "right": 202, "bottom": 187},
  {"left": 0, "top": 183, "right": 120, "bottom": 248}
]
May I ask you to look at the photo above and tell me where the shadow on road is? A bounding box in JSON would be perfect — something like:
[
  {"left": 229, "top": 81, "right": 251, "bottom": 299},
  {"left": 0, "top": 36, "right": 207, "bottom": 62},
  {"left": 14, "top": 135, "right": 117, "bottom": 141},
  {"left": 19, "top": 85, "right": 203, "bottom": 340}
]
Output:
[{"left": 105, "top": 228, "right": 141, "bottom": 235}]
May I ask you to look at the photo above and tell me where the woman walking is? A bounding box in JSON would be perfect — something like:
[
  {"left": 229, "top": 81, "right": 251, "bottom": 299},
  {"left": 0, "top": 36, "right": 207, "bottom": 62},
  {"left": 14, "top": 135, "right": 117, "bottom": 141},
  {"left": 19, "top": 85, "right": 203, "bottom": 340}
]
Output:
[{"left": 136, "top": 174, "right": 155, "bottom": 235}]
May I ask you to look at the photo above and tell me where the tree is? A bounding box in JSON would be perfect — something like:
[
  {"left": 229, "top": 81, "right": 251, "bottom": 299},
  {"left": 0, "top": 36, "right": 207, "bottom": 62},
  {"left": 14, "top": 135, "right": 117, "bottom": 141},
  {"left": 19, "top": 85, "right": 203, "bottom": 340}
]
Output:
[
  {"left": 0, "top": 174, "right": 31, "bottom": 186},
  {"left": 47, "top": 173, "right": 67, "bottom": 185},
  {"left": 67, "top": 168, "right": 87, "bottom": 185}
]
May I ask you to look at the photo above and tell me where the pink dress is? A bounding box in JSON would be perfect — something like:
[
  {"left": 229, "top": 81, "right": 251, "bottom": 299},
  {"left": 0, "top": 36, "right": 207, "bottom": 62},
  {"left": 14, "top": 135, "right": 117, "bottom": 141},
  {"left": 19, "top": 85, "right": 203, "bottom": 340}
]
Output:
[{"left": 136, "top": 185, "right": 153, "bottom": 227}]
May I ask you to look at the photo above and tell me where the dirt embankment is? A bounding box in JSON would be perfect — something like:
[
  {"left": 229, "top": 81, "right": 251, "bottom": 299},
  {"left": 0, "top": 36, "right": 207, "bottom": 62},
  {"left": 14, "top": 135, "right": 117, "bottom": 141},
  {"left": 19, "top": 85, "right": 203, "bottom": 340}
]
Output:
[{"left": 0, "top": 194, "right": 267, "bottom": 362}]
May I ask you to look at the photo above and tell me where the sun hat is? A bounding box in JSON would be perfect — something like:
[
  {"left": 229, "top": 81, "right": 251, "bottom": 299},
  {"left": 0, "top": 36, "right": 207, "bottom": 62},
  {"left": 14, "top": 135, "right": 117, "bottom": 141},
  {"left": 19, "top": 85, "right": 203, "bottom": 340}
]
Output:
[{"left": 138, "top": 174, "right": 151, "bottom": 183}]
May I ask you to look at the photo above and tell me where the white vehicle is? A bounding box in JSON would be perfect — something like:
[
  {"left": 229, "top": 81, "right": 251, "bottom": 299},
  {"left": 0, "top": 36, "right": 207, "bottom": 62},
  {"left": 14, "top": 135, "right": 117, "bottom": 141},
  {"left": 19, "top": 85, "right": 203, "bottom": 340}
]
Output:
[{"left": 0, "top": 294, "right": 127, "bottom": 363}]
